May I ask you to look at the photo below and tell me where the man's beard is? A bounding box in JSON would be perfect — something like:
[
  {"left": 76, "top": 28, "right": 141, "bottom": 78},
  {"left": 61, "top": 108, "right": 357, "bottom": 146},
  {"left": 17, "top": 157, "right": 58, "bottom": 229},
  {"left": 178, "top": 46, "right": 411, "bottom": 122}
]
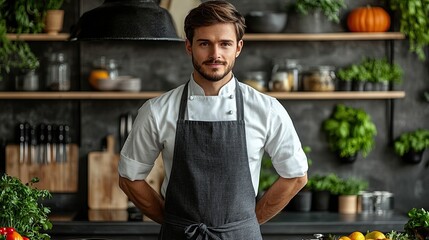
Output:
[{"left": 192, "top": 56, "right": 234, "bottom": 82}]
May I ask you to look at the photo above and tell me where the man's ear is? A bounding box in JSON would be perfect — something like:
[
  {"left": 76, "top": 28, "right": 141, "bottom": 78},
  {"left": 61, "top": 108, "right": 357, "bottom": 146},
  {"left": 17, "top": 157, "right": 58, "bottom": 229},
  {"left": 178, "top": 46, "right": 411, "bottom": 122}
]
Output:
[
  {"left": 185, "top": 39, "right": 192, "bottom": 55},
  {"left": 236, "top": 39, "right": 244, "bottom": 58}
]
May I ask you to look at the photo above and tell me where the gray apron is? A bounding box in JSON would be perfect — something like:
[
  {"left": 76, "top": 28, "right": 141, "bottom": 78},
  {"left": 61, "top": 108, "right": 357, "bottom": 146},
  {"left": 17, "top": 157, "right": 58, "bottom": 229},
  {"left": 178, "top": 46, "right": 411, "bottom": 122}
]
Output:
[{"left": 159, "top": 80, "right": 262, "bottom": 240}]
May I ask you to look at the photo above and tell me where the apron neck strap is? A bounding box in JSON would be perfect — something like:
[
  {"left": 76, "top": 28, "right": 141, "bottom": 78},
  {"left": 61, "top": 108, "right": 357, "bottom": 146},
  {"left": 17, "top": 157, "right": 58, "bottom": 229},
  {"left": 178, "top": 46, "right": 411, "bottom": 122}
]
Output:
[{"left": 178, "top": 80, "right": 244, "bottom": 121}]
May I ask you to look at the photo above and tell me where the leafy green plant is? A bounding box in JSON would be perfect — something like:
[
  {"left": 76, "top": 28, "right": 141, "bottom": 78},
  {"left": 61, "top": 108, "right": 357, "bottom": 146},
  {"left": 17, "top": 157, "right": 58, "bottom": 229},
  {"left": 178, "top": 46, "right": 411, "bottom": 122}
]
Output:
[
  {"left": 322, "top": 104, "right": 377, "bottom": 158},
  {"left": 404, "top": 208, "right": 429, "bottom": 237},
  {"left": 336, "top": 65, "right": 359, "bottom": 82},
  {"left": 337, "top": 177, "right": 368, "bottom": 196},
  {"left": 361, "top": 58, "right": 403, "bottom": 84},
  {"left": 44, "top": 0, "right": 64, "bottom": 10},
  {"left": 0, "top": 174, "right": 52, "bottom": 240},
  {"left": 394, "top": 129, "right": 429, "bottom": 156},
  {"left": 258, "top": 155, "right": 278, "bottom": 192},
  {"left": 307, "top": 173, "right": 342, "bottom": 194},
  {"left": 292, "top": 0, "right": 346, "bottom": 23},
  {"left": 390, "top": 0, "right": 429, "bottom": 60},
  {"left": 386, "top": 231, "right": 411, "bottom": 240},
  {"left": 0, "top": 0, "right": 41, "bottom": 81}
]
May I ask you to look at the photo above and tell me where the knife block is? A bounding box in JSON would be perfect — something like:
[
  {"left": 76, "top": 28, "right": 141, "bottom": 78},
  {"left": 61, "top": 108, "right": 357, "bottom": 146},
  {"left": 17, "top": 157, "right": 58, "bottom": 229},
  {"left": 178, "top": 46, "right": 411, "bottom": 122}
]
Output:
[{"left": 5, "top": 144, "right": 79, "bottom": 192}]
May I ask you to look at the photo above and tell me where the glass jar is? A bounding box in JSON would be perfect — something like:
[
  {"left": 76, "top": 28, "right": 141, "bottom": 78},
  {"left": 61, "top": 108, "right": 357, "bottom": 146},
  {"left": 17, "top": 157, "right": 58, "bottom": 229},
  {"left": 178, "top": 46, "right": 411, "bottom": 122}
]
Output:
[
  {"left": 301, "top": 66, "right": 336, "bottom": 92},
  {"left": 15, "top": 69, "right": 39, "bottom": 91},
  {"left": 269, "top": 59, "right": 300, "bottom": 92},
  {"left": 46, "top": 52, "right": 70, "bottom": 91},
  {"left": 93, "top": 56, "right": 119, "bottom": 80},
  {"left": 242, "top": 71, "right": 267, "bottom": 92}
]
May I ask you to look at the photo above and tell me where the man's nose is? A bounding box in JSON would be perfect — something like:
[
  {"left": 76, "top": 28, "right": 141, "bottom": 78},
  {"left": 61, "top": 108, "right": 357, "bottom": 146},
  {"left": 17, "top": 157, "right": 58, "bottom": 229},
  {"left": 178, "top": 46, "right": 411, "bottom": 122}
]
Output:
[{"left": 209, "top": 45, "right": 221, "bottom": 59}]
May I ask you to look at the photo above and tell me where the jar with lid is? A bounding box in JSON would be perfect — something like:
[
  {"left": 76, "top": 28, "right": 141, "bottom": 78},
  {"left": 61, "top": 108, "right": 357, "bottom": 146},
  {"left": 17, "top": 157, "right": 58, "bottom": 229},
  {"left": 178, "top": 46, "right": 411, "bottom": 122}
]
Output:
[
  {"left": 269, "top": 59, "right": 300, "bottom": 92},
  {"left": 92, "top": 56, "right": 119, "bottom": 80},
  {"left": 242, "top": 71, "right": 267, "bottom": 92},
  {"left": 15, "top": 69, "right": 39, "bottom": 91},
  {"left": 301, "top": 66, "right": 336, "bottom": 92},
  {"left": 46, "top": 52, "right": 70, "bottom": 91}
]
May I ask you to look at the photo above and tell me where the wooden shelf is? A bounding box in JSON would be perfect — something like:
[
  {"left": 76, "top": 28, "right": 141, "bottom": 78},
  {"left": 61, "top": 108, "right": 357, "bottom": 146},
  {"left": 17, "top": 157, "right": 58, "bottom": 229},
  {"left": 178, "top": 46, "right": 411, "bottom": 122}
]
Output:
[
  {"left": 6, "top": 33, "right": 70, "bottom": 41},
  {"left": 6, "top": 32, "right": 405, "bottom": 42},
  {"left": 0, "top": 91, "right": 405, "bottom": 100},
  {"left": 243, "top": 32, "right": 405, "bottom": 41}
]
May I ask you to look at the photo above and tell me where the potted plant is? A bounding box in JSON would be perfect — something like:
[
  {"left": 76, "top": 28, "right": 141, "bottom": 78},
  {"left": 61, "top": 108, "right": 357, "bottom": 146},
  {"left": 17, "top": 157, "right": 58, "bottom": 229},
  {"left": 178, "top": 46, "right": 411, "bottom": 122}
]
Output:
[
  {"left": 361, "top": 58, "right": 403, "bottom": 91},
  {"left": 394, "top": 129, "right": 429, "bottom": 164},
  {"left": 390, "top": 0, "right": 429, "bottom": 60},
  {"left": 404, "top": 208, "right": 429, "bottom": 240},
  {"left": 0, "top": 174, "right": 52, "bottom": 240},
  {"left": 337, "top": 177, "right": 368, "bottom": 214},
  {"left": 43, "top": 0, "right": 65, "bottom": 35},
  {"left": 0, "top": 1, "right": 41, "bottom": 85},
  {"left": 284, "top": 0, "right": 346, "bottom": 33},
  {"left": 336, "top": 64, "right": 359, "bottom": 91},
  {"left": 308, "top": 173, "right": 341, "bottom": 211},
  {"left": 322, "top": 104, "right": 377, "bottom": 162}
]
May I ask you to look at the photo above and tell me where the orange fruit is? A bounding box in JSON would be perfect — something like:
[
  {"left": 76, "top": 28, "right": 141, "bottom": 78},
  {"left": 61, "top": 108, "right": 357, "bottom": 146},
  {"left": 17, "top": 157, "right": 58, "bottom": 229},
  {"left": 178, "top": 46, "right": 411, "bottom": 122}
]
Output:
[
  {"left": 349, "top": 231, "right": 365, "bottom": 240},
  {"left": 339, "top": 236, "right": 352, "bottom": 240},
  {"left": 365, "top": 231, "right": 386, "bottom": 240},
  {"left": 88, "top": 70, "right": 109, "bottom": 89}
]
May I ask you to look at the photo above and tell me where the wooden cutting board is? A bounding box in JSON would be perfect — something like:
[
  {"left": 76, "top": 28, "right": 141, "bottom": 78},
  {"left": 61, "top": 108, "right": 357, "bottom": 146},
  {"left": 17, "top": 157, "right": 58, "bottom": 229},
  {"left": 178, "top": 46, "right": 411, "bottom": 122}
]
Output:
[{"left": 88, "top": 135, "right": 128, "bottom": 209}]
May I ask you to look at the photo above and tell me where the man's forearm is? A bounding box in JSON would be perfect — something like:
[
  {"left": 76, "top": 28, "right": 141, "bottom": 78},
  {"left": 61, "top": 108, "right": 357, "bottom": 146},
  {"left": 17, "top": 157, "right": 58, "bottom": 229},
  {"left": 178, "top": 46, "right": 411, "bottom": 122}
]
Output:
[
  {"left": 256, "top": 174, "right": 307, "bottom": 224},
  {"left": 119, "top": 176, "right": 165, "bottom": 224}
]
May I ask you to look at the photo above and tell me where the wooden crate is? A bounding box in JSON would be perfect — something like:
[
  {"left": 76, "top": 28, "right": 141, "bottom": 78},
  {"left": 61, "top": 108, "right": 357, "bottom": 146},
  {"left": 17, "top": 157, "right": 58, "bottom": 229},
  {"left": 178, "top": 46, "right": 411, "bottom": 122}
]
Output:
[{"left": 5, "top": 144, "right": 79, "bottom": 192}]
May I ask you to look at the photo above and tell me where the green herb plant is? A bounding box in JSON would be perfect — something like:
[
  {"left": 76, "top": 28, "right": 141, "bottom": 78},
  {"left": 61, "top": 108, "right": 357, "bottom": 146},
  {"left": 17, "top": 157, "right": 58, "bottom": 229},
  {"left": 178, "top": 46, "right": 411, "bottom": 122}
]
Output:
[
  {"left": 337, "top": 177, "right": 368, "bottom": 196},
  {"left": 394, "top": 129, "right": 429, "bottom": 156},
  {"left": 258, "top": 155, "right": 278, "bottom": 192},
  {"left": 404, "top": 208, "right": 429, "bottom": 237},
  {"left": 0, "top": 174, "right": 52, "bottom": 240},
  {"left": 44, "top": 0, "right": 64, "bottom": 10},
  {"left": 390, "top": 0, "right": 429, "bottom": 60},
  {"left": 307, "top": 173, "right": 342, "bottom": 194},
  {"left": 322, "top": 104, "right": 377, "bottom": 158},
  {"left": 293, "top": 0, "right": 346, "bottom": 23}
]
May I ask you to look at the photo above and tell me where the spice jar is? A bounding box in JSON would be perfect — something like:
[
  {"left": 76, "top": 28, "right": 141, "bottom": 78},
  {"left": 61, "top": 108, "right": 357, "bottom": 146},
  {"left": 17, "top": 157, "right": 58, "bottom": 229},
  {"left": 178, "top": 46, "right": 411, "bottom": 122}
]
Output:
[
  {"left": 46, "top": 52, "right": 70, "bottom": 91},
  {"left": 301, "top": 66, "right": 336, "bottom": 92},
  {"left": 242, "top": 71, "right": 267, "bottom": 92},
  {"left": 269, "top": 59, "right": 300, "bottom": 92}
]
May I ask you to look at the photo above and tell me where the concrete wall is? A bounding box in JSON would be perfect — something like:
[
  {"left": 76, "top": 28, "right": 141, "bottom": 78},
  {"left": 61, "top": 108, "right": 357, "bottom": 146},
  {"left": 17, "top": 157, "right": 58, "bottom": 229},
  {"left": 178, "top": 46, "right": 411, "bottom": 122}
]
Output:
[{"left": 1, "top": 0, "right": 428, "bottom": 214}]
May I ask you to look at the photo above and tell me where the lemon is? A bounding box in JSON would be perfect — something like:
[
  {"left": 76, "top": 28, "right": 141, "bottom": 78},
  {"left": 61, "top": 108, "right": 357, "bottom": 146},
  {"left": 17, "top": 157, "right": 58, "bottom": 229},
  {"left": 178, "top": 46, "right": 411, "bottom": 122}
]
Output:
[
  {"left": 349, "top": 231, "right": 365, "bottom": 240},
  {"left": 365, "top": 231, "right": 386, "bottom": 240},
  {"left": 339, "top": 236, "right": 352, "bottom": 240}
]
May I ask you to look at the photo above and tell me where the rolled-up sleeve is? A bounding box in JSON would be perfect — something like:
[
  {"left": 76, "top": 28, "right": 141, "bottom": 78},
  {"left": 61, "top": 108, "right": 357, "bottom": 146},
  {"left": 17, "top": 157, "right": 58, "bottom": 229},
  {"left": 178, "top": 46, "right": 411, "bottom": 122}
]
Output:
[
  {"left": 264, "top": 99, "right": 308, "bottom": 178},
  {"left": 119, "top": 100, "right": 162, "bottom": 181}
]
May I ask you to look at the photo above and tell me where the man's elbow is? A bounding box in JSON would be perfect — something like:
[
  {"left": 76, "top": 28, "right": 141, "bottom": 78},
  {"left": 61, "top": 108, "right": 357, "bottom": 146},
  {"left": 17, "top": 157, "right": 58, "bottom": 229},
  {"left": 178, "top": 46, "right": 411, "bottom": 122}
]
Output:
[{"left": 297, "top": 174, "right": 308, "bottom": 190}]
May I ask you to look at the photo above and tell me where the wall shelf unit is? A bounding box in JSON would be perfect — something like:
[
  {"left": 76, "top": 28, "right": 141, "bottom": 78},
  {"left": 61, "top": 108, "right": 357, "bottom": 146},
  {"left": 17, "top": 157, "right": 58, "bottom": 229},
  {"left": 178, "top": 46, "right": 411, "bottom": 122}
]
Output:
[
  {"left": 0, "top": 91, "right": 405, "bottom": 100},
  {"left": 6, "top": 32, "right": 405, "bottom": 42}
]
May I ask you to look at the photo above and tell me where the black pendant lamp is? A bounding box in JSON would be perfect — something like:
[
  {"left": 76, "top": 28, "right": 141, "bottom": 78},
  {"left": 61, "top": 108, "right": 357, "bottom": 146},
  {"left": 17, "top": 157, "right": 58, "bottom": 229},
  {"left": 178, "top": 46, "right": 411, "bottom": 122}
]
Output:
[{"left": 70, "top": 0, "right": 182, "bottom": 41}]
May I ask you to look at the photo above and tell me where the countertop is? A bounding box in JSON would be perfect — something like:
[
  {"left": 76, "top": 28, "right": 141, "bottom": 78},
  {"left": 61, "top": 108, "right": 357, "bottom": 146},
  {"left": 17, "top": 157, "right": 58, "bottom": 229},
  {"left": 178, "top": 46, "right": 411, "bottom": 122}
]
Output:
[{"left": 47, "top": 210, "right": 408, "bottom": 238}]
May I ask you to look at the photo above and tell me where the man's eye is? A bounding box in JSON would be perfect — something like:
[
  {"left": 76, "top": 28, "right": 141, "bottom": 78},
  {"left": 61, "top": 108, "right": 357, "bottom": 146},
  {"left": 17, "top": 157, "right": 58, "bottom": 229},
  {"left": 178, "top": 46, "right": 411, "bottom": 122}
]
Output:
[{"left": 200, "top": 42, "right": 209, "bottom": 46}]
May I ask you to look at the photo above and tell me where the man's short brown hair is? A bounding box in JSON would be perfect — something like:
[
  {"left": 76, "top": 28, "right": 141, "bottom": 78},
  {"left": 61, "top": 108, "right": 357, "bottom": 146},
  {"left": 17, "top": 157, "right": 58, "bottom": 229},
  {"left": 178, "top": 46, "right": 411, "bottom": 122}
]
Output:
[{"left": 184, "top": 0, "right": 246, "bottom": 43}]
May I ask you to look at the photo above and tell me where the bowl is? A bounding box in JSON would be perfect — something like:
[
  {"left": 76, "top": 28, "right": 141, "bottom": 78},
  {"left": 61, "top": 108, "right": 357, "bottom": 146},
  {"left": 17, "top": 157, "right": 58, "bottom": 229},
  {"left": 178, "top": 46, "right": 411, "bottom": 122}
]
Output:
[
  {"left": 96, "top": 78, "right": 118, "bottom": 91},
  {"left": 245, "top": 11, "right": 287, "bottom": 33},
  {"left": 117, "top": 76, "right": 141, "bottom": 92}
]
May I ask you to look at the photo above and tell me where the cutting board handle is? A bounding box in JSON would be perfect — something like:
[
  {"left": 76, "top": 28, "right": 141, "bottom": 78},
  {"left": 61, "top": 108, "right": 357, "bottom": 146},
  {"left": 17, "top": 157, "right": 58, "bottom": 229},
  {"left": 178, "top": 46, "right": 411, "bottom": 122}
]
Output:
[{"left": 106, "top": 135, "right": 115, "bottom": 154}]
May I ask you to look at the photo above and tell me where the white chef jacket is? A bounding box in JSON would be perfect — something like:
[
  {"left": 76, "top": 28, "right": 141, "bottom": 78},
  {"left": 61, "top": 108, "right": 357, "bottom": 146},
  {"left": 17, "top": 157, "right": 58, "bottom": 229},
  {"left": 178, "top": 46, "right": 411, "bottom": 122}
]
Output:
[{"left": 119, "top": 75, "right": 308, "bottom": 197}]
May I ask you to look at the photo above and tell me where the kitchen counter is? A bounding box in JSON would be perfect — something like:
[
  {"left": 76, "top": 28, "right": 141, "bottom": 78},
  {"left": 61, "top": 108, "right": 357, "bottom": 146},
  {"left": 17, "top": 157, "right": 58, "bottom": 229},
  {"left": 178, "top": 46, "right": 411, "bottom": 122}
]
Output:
[{"left": 47, "top": 210, "right": 408, "bottom": 240}]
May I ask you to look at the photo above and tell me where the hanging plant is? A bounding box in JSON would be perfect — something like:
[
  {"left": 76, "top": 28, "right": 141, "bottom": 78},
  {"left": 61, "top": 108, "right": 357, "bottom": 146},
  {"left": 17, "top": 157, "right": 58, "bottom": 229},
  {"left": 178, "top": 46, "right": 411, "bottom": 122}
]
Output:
[{"left": 390, "top": 0, "right": 429, "bottom": 60}]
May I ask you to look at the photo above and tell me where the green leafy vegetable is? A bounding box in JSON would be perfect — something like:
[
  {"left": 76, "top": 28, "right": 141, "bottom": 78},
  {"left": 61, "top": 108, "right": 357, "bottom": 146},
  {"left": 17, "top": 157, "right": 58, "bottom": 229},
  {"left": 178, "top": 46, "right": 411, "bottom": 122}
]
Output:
[{"left": 0, "top": 174, "right": 52, "bottom": 240}]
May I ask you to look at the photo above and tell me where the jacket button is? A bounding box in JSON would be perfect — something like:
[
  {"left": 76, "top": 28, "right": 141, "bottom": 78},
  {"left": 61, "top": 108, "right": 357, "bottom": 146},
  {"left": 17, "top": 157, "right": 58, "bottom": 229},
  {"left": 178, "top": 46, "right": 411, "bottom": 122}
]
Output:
[{"left": 189, "top": 96, "right": 194, "bottom": 100}]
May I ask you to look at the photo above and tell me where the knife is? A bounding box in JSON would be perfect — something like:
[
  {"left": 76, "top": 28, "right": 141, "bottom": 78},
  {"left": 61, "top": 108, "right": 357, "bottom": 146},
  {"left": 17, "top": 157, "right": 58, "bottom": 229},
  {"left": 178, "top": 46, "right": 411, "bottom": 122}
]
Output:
[
  {"left": 30, "top": 126, "right": 37, "bottom": 164},
  {"left": 18, "top": 123, "right": 25, "bottom": 164},
  {"left": 38, "top": 123, "right": 46, "bottom": 164},
  {"left": 46, "top": 124, "right": 53, "bottom": 164},
  {"left": 56, "top": 124, "right": 65, "bottom": 163},
  {"left": 24, "top": 122, "right": 31, "bottom": 163}
]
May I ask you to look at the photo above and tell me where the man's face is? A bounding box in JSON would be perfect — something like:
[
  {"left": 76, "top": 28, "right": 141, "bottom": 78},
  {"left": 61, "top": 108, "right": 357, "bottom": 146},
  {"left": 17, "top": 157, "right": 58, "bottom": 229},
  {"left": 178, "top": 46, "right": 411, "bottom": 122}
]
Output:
[{"left": 186, "top": 23, "right": 243, "bottom": 83}]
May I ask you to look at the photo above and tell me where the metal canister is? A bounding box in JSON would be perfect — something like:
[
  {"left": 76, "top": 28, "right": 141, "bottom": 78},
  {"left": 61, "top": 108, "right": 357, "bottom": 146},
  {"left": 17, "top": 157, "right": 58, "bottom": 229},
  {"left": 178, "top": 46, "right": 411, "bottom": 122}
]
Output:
[
  {"left": 373, "top": 191, "right": 394, "bottom": 214},
  {"left": 358, "top": 191, "right": 374, "bottom": 214}
]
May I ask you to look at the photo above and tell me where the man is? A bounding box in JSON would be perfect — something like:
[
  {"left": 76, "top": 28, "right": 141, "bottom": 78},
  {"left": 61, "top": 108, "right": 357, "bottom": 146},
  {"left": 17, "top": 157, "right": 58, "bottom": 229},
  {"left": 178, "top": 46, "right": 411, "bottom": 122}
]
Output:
[{"left": 118, "top": 1, "right": 308, "bottom": 239}]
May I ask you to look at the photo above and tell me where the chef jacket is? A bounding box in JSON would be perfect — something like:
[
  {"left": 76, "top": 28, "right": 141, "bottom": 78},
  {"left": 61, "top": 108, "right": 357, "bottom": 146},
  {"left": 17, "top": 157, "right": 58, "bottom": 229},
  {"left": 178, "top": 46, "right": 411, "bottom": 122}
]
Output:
[{"left": 119, "top": 75, "right": 308, "bottom": 198}]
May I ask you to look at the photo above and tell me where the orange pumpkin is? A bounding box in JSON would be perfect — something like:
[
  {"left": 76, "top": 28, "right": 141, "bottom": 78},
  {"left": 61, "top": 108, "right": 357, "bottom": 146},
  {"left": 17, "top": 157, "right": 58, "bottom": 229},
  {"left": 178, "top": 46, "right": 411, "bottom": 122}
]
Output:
[{"left": 347, "top": 6, "right": 391, "bottom": 32}]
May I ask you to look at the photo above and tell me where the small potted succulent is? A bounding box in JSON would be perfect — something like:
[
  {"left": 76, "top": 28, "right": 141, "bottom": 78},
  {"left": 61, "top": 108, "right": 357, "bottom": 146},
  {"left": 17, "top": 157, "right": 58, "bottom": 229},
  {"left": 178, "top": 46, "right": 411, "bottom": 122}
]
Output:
[
  {"left": 322, "top": 104, "right": 377, "bottom": 162},
  {"left": 284, "top": 0, "right": 346, "bottom": 33},
  {"left": 43, "top": 0, "right": 65, "bottom": 35},
  {"left": 394, "top": 129, "right": 429, "bottom": 164}
]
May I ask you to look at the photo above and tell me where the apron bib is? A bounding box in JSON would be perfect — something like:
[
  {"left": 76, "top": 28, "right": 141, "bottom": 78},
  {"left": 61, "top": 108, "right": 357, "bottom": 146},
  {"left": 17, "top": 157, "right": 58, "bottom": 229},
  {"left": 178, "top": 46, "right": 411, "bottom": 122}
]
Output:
[{"left": 159, "top": 80, "right": 262, "bottom": 240}]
